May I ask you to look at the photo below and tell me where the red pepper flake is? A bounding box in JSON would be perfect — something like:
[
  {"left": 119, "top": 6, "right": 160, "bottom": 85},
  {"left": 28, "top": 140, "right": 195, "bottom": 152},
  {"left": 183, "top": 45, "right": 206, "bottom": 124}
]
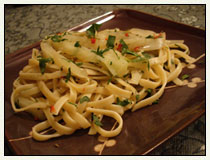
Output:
[
  {"left": 117, "top": 43, "right": 122, "bottom": 51},
  {"left": 134, "top": 46, "right": 140, "bottom": 52},
  {"left": 125, "top": 33, "right": 129, "bottom": 37},
  {"left": 105, "top": 38, "right": 108, "bottom": 40},
  {"left": 91, "top": 38, "right": 96, "bottom": 44},
  {"left": 50, "top": 106, "right": 55, "bottom": 113},
  {"left": 56, "top": 32, "right": 62, "bottom": 35},
  {"left": 154, "top": 33, "right": 162, "bottom": 39}
]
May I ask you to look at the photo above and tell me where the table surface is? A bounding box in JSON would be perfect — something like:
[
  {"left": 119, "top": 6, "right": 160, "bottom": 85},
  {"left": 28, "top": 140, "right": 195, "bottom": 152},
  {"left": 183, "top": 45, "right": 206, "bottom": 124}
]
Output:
[{"left": 5, "top": 4, "right": 205, "bottom": 155}]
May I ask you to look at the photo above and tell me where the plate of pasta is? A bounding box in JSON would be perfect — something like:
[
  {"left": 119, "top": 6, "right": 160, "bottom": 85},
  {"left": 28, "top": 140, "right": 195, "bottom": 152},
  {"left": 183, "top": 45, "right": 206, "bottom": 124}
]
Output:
[{"left": 5, "top": 9, "right": 205, "bottom": 155}]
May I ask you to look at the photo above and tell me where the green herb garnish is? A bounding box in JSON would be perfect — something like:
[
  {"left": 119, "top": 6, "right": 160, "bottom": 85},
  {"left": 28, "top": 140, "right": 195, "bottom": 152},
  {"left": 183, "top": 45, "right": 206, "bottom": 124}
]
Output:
[
  {"left": 80, "top": 96, "right": 90, "bottom": 104},
  {"left": 136, "top": 94, "right": 140, "bottom": 101},
  {"left": 153, "top": 99, "right": 159, "bottom": 104},
  {"left": 181, "top": 74, "right": 189, "bottom": 80},
  {"left": 91, "top": 47, "right": 109, "bottom": 58},
  {"left": 145, "top": 88, "right": 152, "bottom": 96},
  {"left": 113, "top": 49, "right": 120, "bottom": 59},
  {"left": 130, "top": 53, "right": 150, "bottom": 70},
  {"left": 116, "top": 97, "right": 130, "bottom": 107},
  {"left": 147, "top": 61, "right": 150, "bottom": 70},
  {"left": 92, "top": 113, "right": 103, "bottom": 126},
  {"left": 76, "top": 62, "right": 83, "bottom": 66},
  {"left": 86, "top": 23, "right": 102, "bottom": 38},
  {"left": 68, "top": 102, "right": 77, "bottom": 108},
  {"left": 63, "top": 32, "right": 67, "bottom": 36},
  {"left": 142, "top": 53, "right": 152, "bottom": 59},
  {"left": 118, "top": 39, "right": 139, "bottom": 57},
  {"left": 119, "top": 39, "right": 128, "bottom": 54},
  {"left": 123, "top": 73, "right": 130, "bottom": 78},
  {"left": 106, "top": 35, "right": 116, "bottom": 49},
  {"left": 107, "top": 77, "right": 112, "bottom": 84},
  {"left": 38, "top": 57, "right": 54, "bottom": 74},
  {"left": 125, "top": 49, "right": 139, "bottom": 57},
  {"left": 74, "top": 41, "right": 81, "bottom": 47},
  {"left": 131, "top": 53, "right": 151, "bottom": 62},
  {"left": 62, "top": 57, "right": 83, "bottom": 66},
  {"left": 110, "top": 61, "right": 112, "bottom": 65},
  {"left": 62, "top": 57, "right": 73, "bottom": 63},
  {"left": 37, "top": 55, "right": 42, "bottom": 58},
  {"left": 65, "top": 68, "right": 71, "bottom": 83},
  {"left": 145, "top": 35, "right": 154, "bottom": 39},
  {"left": 130, "top": 56, "right": 147, "bottom": 63},
  {"left": 51, "top": 34, "right": 67, "bottom": 42}
]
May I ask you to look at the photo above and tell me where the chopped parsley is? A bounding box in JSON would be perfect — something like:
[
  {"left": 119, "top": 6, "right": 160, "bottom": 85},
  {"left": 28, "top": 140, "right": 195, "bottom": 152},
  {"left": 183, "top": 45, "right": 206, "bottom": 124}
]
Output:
[
  {"left": 130, "top": 53, "right": 151, "bottom": 70},
  {"left": 123, "top": 73, "right": 130, "bottom": 78},
  {"left": 181, "top": 74, "right": 189, "bottom": 80},
  {"left": 119, "top": 39, "right": 128, "bottom": 54},
  {"left": 51, "top": 34, "right": 67, "bottom": 42},
  {"left": 62, "top": 57, "right": 82, "bottom": 66},
  {"left": 80, "top": 96, "right": 90, "bottom": 104},
  {"left": 63, "top": 32, "right": 67, "bottom": 36},
  {"left": 152, "top": 99, "right": 159, "bottom": 104},
  {"left": 136, "top": 94, "right": 140, "bottom": 101},
  {"left": 145, "top": 88, "right": 152, "bottom": 96},
  {"left": 125, "top": 50, "right": 140, "bottom": 57},
  {"left": 146, "top": 34, "right": 162, "bottom": 39},
  {"left": 38, "top": 57, "right": 54, "bottom": 74},
  {"left": 91, "top": 47, "right": 109, "bottom": 58},
  {"left": 74, "top": 41, "right": 81, "bottom": 47},
  {"left": 37, "top": 55, "right": 42, "bottom": 58},
  {"left": 113, "top": 49, "right": 120, "bottom": 59},
  {"left": 142, "top": 53, "right": 152, "bottom": 59},
  {"left": 75, "top": 62, "right": 83, "bottom": 66},
  {"left": 65, "top": 68, "right": 71, "bottom": 82},
  {"left": 147, "top": 61, "right": 150, "bottom": 70},
  {"left": 107, "top": 77, "right": 112, "bottom": 84},
  {"left": 106, "top": 35, "right": 116, "bottom": 49},
  {"left": 86, "top": 23, "right": 102, "bottom": 38},
  {"left": 116, "top": 97, "right": 130, "bottom": 107},
  {"left": 92, "top": 113, "right": 103, "bottom": 126},
  {"left": 68, "top": 102, "right": 77, "bottom": 108},
  {"left": 130, "top": 56, "right": 147, "bottom": 63},
  {"left": 109, "top": 61, "right": 112, "bottom": 65},
  {"left": 118, "top": 39, "right": 139, "bottom": 57},
  {"left": 62, "top": 57, "right": 73, "bottom": 63},
  {"left": 145, "top": 35, "right": 154, "bottom": 39}
]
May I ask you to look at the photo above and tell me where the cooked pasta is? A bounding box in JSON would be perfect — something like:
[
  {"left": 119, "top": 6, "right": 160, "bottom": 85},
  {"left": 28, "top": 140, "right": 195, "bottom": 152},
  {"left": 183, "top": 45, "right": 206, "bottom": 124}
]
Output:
[{"left": 11, "top": 24, "right": 197, "bottom": 141}]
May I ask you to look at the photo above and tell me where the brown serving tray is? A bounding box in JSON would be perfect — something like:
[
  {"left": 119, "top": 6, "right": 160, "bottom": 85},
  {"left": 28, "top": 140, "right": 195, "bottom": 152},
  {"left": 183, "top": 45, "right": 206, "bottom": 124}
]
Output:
[{"left": 5, "top": 9, "right": 205, "bottom": 155}]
